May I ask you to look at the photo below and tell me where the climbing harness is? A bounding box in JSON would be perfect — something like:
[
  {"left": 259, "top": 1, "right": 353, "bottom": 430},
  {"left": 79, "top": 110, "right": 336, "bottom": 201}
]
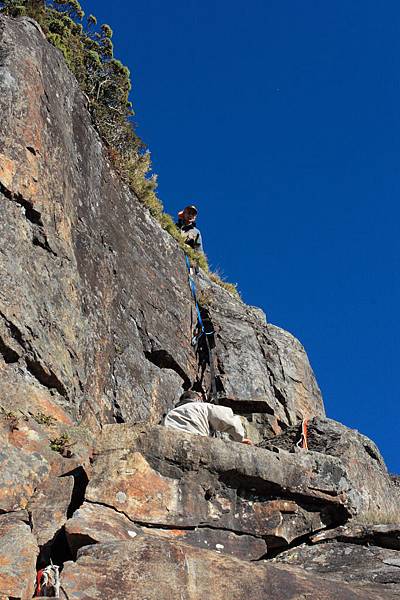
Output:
[
  {"left": 35, "top": 561, "right": 60, "bottom": 598},
  {"left": 296, "top": 418, "right": 309, "bottom": 450},
  {"left": 184, "top": 255, "right": 218, "bottom": 400}
]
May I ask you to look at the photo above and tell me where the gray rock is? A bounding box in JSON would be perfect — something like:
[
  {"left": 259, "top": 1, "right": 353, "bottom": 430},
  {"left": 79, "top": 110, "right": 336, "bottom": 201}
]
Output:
[
  {"left": 196, "top": 274, "right": 325, "bottom": 438},
  {"left": 274, "top": 540, "right": 400, "bottom": 592},
  {"left": 65, "top": 502, "right": 142, "bottom": 557},
  {"left": 60, "top": 536, "right": 398, "bottom": 600},
  {"left": 65, "top": 501, "right": 267, "bottom": 561},
  {"left": 29, "top": 474, "right": 74, "bottom": 546},
  {"left": 311, "top": 522, "right": 400, "bottom": 551},
  {"left": 1, "top": 13, "right": 399, "bottom": 600},
  {"left": 384, "top": 558, "right": 400, "bottom": 568},
  {"left": 0, "top": 435, "right": 51, "bottom": 512},
  {"left": 260, "top": 417, "right": 400, "bottom": 520},
  {"left": 0, "top": 14, "right": 195, "bottom": 429},
  {"left": 0, "top": 14, "right": 323, "bottom": 438},
  {"left": 144, "top": 526, "right": 268, "bottom": 561},
  {"left": 0, "top": 403, "right": 87, "bottom": 513},
  {"left": 85, "top": 426, "right": 356, "bottom": 552}
]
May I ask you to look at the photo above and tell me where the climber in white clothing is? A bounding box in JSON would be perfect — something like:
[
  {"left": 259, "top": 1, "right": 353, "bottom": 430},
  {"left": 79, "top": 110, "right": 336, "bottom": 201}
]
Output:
[{"left": 164, "top": 391, "right": 253, "bottom": 444}]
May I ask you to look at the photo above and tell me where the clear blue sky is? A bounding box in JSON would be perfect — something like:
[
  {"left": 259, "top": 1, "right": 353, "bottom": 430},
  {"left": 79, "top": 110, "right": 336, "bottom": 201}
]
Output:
[{"left": 80, "top": 0, "right": 399, "bottom": 472}]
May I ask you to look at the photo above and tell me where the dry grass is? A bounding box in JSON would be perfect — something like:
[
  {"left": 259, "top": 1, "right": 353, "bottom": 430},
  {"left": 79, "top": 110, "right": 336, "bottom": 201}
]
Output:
[
  {"left": 356, "top": 508, "right": 400, "bottom": 526},
  {"left": 209, "top": 272, "right": 240, "bottom": 299}
]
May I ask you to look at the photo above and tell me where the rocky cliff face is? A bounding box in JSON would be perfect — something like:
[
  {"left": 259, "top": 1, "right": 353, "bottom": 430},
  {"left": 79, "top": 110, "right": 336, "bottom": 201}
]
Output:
[{"left": 0, "top": 14, "right": 399, "bottom": 600}]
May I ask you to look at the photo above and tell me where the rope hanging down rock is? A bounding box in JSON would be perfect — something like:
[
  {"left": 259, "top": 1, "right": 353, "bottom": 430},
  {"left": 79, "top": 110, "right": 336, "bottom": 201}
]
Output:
[
  {"left": 296, "top": 418, "right": 309, "bottom": 450},
  {"left": 184, "top": 255, "right": 218, "bottom": 401}
]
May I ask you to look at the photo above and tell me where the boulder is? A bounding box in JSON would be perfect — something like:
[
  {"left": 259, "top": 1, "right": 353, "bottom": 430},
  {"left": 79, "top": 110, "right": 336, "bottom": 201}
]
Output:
[
  {"left": 60, "top": 536, "right": 397, "bottom": 600},
  {"left": 64, "top": 501, "right": 267, "bottom": 561}
]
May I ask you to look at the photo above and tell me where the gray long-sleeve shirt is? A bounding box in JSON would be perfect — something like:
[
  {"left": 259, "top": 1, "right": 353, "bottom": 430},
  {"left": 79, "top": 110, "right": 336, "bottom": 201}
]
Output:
[
  {"left": 176, "top": 221, "right": 204, "bottom": 253},
  {"left": 164, "top": 402, "right": 245, "bottom": 441}
]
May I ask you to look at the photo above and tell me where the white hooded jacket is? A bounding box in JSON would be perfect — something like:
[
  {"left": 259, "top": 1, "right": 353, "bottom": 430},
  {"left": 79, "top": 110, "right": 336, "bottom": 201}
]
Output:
[{"left": 164, "top": 401, "right": 245, "bottom": 441}]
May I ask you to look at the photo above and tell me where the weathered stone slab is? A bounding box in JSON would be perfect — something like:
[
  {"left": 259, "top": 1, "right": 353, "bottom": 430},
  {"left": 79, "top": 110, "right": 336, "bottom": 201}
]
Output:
[
  {"left": 0, "top": 361, "right": 75, "bottom": 426},
  {"left": 137, "top": 427, "right": 355, "bottom": 506},
  {"left": 146, "top": 527, "right": 267, "bottom": 560},
  {"left": 87, "top": 427, "right": 356, "bottom": 549},
  {"left": 86, "top": 450, "right": 199, "bottom": 525},
  {"left": 311, "top": 522, "right": 400, "bottom": 550},
  {"left": 60, "top": 536, "right": 397, "bottom": 600},
  {"left": 268, "top": 324, "right": 324, "bottom": 421},
  {"left": 65, "top": 501, "right": 267, "bottom": 561},
  {"left": 0, "top": 511, "right": 38, "bottom": 599},
  {"left": 0, "top": 13, "right": 196, "bottom": 429},
  {"left": 274, "top": 540, "right": 400, "bottom": 593},
  {"left": 65, "top": 502, "right": 141, "bottom": 557},
  {"left": 95, "top": 422, "right": 149, "bottom": 453}
]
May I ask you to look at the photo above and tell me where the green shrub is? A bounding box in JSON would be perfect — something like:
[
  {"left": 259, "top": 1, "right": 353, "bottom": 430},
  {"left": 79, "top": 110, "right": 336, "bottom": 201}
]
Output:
[
  {"left": 49, "top": 432, "right": 71, "bottom": 453},
  {"left": 33, "top": 411, "right": 57, "bottom": 426}
]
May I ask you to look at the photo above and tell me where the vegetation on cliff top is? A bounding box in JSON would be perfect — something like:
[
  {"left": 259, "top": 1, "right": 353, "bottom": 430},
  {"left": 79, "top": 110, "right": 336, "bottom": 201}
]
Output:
[{"left": 0, "top": 0, "right": 239, "bottom": 297}]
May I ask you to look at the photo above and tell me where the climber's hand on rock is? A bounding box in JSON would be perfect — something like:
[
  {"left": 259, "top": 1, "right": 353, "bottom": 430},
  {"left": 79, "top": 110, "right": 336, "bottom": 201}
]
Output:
[{"left": 242, "top": 438, "right": 253, "bottom": 445}]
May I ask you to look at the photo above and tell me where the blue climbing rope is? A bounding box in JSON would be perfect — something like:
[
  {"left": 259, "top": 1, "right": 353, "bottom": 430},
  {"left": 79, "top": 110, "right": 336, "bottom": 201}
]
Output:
[
  {"left": 185, "top": 255, "right": 218, "bottom": 401},
  {"left": 185, "top": 255, "right": 213, "bottom": 342}
]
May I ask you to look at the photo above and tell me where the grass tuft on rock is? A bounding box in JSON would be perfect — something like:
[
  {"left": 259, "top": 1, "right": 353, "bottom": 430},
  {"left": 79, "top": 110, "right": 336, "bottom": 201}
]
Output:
[
  {"left": 209, "top": 272, "right": 240, "bottom": 299},
  {"left": 49, "top": 432, "right": 71, "bottom": 454},
  {"left": 33, "top": 412, "right": 57, "bottom": 426}
]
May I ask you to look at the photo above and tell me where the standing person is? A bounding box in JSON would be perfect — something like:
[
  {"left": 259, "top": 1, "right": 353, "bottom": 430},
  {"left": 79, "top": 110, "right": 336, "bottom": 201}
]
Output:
[
  {"left": 177, "top": 205, "right": 204, "bottom": 253},
  {"left": 164, "top": 391, "right": 252, "bottom": 444}
]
